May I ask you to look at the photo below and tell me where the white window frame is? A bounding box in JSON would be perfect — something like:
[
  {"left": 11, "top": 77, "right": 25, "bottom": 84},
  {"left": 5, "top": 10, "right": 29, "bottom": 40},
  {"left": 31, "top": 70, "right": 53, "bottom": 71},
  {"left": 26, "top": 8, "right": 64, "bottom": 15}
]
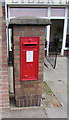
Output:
[{"left": 61, "top": 7, "right": 68, "bottom": 55}]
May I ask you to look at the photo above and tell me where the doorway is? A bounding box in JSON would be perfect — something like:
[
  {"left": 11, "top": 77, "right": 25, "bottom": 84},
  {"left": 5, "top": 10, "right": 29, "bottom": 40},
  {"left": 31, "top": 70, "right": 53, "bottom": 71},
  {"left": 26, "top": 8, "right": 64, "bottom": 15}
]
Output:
[{"left": 50, "top": 19, "right": 64, "bottom": 54}]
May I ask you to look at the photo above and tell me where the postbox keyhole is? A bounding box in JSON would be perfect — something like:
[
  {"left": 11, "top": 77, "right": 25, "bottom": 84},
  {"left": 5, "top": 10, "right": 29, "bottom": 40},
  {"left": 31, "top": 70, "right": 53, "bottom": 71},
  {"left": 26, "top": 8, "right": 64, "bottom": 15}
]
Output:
[{"left": 28, "top": 39, "right": 32, "bottom": 42}]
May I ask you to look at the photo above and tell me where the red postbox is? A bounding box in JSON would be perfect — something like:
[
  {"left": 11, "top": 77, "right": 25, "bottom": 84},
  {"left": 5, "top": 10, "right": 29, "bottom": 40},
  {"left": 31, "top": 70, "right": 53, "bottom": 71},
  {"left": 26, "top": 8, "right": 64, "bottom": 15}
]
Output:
[{"left": 20, "top": 37, "right": 39, "bottom": 81}]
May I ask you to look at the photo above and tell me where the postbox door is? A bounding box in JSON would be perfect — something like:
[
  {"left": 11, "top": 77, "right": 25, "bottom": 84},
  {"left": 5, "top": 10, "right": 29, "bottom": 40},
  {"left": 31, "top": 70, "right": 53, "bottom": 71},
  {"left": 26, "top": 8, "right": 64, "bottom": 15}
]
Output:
[
  {"left": 20, "top": 37, "right": 39, "bottom": 81},
  {"left": 22, "top": 50, "right": 37, "bottom": 80}
]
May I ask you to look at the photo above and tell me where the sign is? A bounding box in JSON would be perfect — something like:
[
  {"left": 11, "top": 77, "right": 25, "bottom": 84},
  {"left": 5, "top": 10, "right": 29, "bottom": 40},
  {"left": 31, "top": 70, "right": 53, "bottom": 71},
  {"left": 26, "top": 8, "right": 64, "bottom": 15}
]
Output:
[{"left": 26, "top": 51, "right": 33, "bottom": 62}]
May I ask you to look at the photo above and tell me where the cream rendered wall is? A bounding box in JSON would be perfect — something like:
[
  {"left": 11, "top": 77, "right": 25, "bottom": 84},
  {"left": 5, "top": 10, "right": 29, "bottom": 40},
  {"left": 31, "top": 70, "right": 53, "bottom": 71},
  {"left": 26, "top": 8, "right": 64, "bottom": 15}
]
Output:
[{"left": 6, "top": 0, "right": 68, "bottom": 4}]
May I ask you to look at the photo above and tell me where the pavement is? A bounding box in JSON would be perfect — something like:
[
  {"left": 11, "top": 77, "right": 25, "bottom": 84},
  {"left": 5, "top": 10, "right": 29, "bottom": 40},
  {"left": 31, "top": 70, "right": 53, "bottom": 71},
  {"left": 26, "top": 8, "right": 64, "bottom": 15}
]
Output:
[
  {"left": 1, "top": 57, "right": 68, "bottom": 119},
  {"left": 44, "top": 57, "right": 67, "bottom": 118}
]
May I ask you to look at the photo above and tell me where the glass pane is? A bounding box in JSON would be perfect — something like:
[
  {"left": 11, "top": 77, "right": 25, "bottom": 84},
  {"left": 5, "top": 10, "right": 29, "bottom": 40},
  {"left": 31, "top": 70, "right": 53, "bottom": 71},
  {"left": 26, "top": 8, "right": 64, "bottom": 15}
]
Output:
[
  {"left": 51, "top": 7, "right": 65, "bottom": 17},
  {"left": 10, "top": 8, "right": 48, "bottom": 18},
  {"left": 68, "top": 8, "right": 69, "bottom": 17}
]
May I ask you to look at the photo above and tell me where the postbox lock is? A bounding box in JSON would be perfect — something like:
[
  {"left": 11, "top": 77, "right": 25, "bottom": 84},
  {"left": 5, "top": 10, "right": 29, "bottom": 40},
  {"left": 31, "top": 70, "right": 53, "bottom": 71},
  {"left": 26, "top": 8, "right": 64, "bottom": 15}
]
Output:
[
  {"left": 24, "top": 75, "right": 28, "bottom": 78},
  {"left": 28, "top": 39, "right": 32, "bottom": 42}
]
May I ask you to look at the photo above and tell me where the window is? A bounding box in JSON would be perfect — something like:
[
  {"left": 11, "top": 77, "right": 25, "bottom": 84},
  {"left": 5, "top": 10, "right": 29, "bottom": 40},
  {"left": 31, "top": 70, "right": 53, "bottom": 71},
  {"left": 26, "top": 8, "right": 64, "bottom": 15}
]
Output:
[
  {"left": 51, "top": 7, "right": 65, "bottom": 17},
  {"left": 68, "top": 8, "right": 69, "bottom": 17},
  {"left": 10, "top": 8, "right": 48, "bottom": 18}
]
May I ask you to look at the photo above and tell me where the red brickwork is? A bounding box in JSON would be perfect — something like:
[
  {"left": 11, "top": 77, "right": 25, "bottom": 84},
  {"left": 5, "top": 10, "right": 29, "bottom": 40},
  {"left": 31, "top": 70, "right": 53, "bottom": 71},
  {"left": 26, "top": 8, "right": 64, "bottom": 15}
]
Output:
[
  {"left": 13, "top": 25, "right": 46, "bottom": 107},
  {"left": 64, "top": 50, "right": 69, "bottom": 57},
  {"left": 0, "top": 15, "right": 2, "bottom": 110},
  {"left": 0, "top": 3, "right": 9, "bottom": 110},
  {"left": 2, "top": 18, "right": 9, "bottom": 109}
]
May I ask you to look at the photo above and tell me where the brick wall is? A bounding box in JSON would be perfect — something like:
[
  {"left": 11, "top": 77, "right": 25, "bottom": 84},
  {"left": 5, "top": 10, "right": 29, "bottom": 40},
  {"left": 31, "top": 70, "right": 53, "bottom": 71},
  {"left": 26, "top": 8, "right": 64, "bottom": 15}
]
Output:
[
  {"left": 13, "top": 25, "right": 46, "bottom": 107},
  {"left": 2, "top": 17, "right": 9, "bottom": 110},
  {"left": 0, "top": 2, "right": 2, "bottom": 110},
  {"left": 64, "top": 50, "right": 69, "bottom": 57},
  {"left": 0, "top": 1, "right": 9, "bottom": 110}
]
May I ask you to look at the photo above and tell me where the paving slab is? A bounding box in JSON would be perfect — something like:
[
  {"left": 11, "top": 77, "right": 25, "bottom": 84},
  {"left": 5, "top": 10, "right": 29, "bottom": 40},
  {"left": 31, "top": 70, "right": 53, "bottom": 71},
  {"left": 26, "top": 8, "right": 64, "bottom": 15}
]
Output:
[
  {"left": 2, "top": 108, "right": 47, "bottom": 118},
  {"left": 45, "top": 107, "right": 67, "bottom": 118}
]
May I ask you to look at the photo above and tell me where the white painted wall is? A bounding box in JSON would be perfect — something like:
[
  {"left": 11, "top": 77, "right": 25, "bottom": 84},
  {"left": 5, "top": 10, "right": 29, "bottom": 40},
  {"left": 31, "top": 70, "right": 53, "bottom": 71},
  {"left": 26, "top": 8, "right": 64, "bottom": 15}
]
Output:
[{"left": 6, "top": 0, "right": 69, "bottom": 4}]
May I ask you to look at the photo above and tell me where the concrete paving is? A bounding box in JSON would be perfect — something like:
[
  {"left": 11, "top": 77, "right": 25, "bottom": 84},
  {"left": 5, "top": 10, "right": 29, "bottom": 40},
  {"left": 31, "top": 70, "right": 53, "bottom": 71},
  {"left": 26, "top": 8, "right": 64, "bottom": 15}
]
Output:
[
  {"left": 2, "top": 108, "right": 47, "bottom": 118},
  {"left": 1, "top": 57, "right": 68, "bottom": 119},
  {"left": 0, "top": 111, "right": 2, "bottom": 120},
  {"left": 44, "top": 57, "right": 67, "bottom": 118},
  {"left": 67, "top": 58, "right": 69, "bottom": 120}
]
